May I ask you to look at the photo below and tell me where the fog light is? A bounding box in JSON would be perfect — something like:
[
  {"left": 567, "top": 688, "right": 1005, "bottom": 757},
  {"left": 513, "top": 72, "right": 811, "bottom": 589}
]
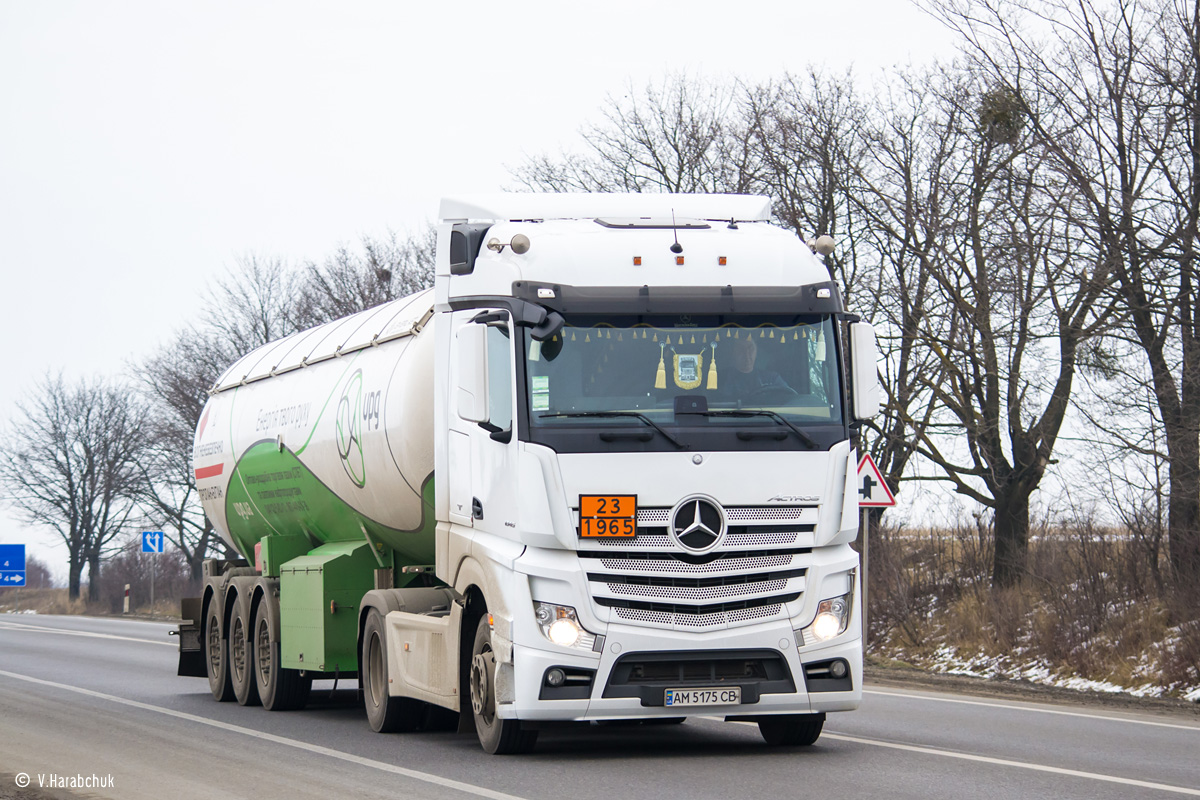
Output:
[
  {"left": 829, "top": 660, "right": 848, "bottom": 679},
  {"left": 546, "top": 668, "right": 566, "bottom": 687}
]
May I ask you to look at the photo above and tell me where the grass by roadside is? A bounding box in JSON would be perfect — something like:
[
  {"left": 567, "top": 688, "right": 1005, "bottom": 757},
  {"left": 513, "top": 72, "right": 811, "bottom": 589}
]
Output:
[
  {"left": 867, "top": 518, "right": 1200, "bottom": 705},
  {"left": 0, "top": 588, "right": 180, "bottom": 621}
]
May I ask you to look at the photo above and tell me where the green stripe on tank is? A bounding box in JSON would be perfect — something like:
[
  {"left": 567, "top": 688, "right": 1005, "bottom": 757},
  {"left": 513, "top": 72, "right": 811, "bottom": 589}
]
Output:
[{"left": 223, "top": 441, "right": 436, "bottom": 567}]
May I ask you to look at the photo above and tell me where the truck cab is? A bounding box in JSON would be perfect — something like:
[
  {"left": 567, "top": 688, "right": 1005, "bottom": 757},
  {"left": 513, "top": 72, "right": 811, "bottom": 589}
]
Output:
[{"left": 427, "top": 194, "right": 878, "bottom": 751}]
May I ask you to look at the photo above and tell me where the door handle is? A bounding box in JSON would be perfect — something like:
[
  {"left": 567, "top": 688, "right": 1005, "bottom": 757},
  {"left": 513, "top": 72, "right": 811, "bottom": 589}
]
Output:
[{"left": 472, "top": 497, "right": 484, "bottom": 520}]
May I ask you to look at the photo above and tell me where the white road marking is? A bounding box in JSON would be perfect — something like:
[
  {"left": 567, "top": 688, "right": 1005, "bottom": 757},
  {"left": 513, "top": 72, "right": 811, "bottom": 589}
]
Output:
[
  {"left": 822, "top": 732, "right": 1200, "bottom": 796},
  {"left": 0, "top": 620, "right": 175, "bottom": 647},
  {"left": 865, "top": 687, "right": 1200, "bottom": 731},
  {"left": 0, "top": 669, "right": 529, "bottom": 800}
]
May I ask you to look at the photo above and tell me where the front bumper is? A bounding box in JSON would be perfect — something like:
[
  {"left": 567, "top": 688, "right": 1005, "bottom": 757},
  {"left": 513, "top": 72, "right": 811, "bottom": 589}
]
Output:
[{"left": 498, "top": 621, "right": 861, "bottom": 721}]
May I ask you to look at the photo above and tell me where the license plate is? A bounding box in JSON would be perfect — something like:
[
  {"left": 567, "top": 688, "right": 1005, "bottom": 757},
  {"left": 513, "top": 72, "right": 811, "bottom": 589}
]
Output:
[
  {"left": 579, "top": 494, "right": 637, "bottom": 538},
  {"left": 664, "top": 687, "right": 742, "bottom": 707}
]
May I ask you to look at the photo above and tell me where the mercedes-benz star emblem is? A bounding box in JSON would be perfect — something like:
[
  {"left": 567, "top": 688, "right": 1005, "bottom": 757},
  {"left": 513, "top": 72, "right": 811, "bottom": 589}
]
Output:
[{"left": 670, "top": 497, "right": 726, "bottom": 552}]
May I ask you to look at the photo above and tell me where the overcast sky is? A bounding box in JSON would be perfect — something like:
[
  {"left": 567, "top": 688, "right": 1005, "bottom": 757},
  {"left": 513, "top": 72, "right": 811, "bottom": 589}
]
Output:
[{"left": 0, "top": 1, "right": 957, "bottom": 577}]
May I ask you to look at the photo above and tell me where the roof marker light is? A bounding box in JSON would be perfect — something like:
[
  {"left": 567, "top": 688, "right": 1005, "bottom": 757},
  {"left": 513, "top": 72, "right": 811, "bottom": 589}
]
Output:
[
  {"left": 633, "top": 256, "right": 642, "bottom": 266},
  {"left": 676, "top": 256, "right": 685, "bottom": 265},
  {"left": 719, "top": 257, "right": 727, "bottom": 265}
]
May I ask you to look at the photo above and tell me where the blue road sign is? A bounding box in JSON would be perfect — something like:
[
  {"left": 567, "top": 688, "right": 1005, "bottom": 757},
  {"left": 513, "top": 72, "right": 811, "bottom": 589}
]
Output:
[
  {"left": 142, "top": 531, "right": 164, "bottom": 554},
  {"left": 0, "top": 544, "right": 26, "bottom": 587}
]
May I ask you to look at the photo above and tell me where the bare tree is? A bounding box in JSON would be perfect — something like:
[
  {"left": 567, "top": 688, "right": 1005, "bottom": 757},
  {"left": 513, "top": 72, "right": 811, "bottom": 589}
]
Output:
[
  {"left": 925, "top": 0, "right": 1200, "bottom": 588},
  {"left": 743, "top": 70, "right": 873, "bottom": 300},
  {"left": 511, "top": 74, "right": 755, "bottom": 194},
  {"left": 201, "top": 254, "right": 300, "bottom": 356},
  {"left": 873, "top": 67, "right": 1116, "bottom": 586},
  {"left": 136, "top": 328, "right": 233, "bottom": 582},
  {"left": 291, "top": 227, "right": 436, "bottom": 328},
  {"left": 852, "top": 68, "right": 963, "bottom": 537},
  {"left": 0, "top": 375, "right": 148, "bottom": 600}
]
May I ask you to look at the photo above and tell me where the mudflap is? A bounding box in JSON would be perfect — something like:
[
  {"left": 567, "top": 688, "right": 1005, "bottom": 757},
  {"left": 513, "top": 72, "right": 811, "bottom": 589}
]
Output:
[{"left": 175, "top": 596, "right": 206, "bottom": 677}]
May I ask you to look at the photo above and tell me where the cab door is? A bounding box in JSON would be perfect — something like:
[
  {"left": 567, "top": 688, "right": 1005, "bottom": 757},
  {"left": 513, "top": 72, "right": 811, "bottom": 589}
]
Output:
[{"left": 447, "top": 309, "right": 520, "bottom": 541}]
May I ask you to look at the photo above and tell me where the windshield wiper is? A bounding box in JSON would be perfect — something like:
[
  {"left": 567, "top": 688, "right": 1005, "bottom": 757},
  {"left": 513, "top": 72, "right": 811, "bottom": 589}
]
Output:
[
  {"left": 679, "top": 409, "right": 820, "bottom": 450},
  {"left": 539, "top": 411, "right": 688, "bottom": 449}
]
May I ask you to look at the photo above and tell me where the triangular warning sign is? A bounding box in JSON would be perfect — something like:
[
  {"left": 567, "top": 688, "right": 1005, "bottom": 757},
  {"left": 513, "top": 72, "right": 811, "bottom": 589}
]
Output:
[{"left": 857, "top": 453, "right": 896, "bottom": 507}]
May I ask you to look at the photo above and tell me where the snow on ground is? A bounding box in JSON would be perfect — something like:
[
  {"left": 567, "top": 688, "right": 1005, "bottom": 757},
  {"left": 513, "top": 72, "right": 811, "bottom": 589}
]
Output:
[{"left": 904, "top": 643, "right": 1200, "bottom": 702}]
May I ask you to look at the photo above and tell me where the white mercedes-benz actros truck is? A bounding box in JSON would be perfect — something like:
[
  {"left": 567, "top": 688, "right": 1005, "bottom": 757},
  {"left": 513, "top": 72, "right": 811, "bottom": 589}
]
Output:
[{"left": 180, "top": 193, "right": 880, "bottom": 754}]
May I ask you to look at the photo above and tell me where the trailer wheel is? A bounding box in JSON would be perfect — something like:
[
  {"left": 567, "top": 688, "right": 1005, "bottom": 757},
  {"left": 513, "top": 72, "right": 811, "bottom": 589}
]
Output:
[
  {"left": 361, "top": 608, "right": 422, "bottom": 732},
  {"left": 252, "top": 592, "right": 311, "bottom": 711},
  {"left": 205, "top": 599, "right": 234, "bottom": 702},
  {"left": 757, "top": 713, "right": 825, "bottom": 746},
  {"left": 230, "top": 594, "right": 261, "bottom": 707},
  {"left": 469, "top": 616, "right": 537, "bottom": 754}
]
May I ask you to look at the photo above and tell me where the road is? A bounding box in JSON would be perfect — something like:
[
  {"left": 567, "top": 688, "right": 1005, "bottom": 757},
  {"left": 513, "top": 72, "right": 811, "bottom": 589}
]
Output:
[{"left": 0, "top": 614, "right": 1197, "bottom": 800}]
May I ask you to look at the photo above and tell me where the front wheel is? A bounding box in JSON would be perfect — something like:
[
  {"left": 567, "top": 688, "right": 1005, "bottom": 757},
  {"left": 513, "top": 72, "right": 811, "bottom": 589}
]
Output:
[
  {"left": 361, "top": 608, "right": 422, "bottom": 732},
  {"left": 758, "top": 713, "right": 825, "bottom": 746},
  {"left": 469, "top": 616, "right": 537, "bottom": 754}
]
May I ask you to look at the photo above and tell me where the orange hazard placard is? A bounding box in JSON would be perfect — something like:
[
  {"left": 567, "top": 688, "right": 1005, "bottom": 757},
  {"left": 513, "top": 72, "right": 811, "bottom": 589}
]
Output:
[{"left": 579, "top": 494, "right": 637, "bottom": 537}]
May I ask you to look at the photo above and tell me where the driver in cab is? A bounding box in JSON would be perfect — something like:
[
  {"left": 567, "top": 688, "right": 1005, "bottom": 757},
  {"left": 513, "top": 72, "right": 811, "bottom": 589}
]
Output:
[{"left": 723, "top": 335, "right": 793, "bottom": 401}]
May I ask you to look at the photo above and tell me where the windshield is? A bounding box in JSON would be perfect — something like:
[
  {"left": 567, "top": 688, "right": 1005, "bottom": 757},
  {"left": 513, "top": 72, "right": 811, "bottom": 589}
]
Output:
[{"left": 523, "top": 313, "right": 844, "bottom": 449}]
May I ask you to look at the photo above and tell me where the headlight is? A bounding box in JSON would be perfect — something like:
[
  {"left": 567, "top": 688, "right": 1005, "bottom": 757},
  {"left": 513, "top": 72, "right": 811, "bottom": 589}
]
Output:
[
  {"left": 796, "top": 593, "right": 853, "bottom": 646},
  {"left": 533, "top": 602, "right": 597, "bottom": 650}
]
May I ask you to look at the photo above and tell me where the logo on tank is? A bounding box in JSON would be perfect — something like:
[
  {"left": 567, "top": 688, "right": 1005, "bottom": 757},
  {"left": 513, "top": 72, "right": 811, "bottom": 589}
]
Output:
[{"left": 335, "top": 369, "right": 382, "bottom": 488}]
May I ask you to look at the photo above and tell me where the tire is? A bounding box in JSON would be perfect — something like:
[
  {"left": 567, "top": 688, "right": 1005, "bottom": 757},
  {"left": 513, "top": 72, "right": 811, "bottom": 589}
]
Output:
[
  {"left": 361, "top": 607, "right": 422, "bottom": 732},
  {"left": 758, "top": 713, "right": 825, "bottom": 746},
  {"left": 205, "top": 598, "right": 235, "bottom": 702},
  {"left": 230, "top": 594, "right": 261, "bottom": 707},
  {"left": 252, "top": 590, "right": 312, "bottom": 711},
  {"left": 469, "top": 615, "right": 537, "bottom": 755}
]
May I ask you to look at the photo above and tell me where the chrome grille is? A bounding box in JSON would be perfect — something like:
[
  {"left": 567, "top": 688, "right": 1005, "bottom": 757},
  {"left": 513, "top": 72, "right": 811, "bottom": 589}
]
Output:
[
  {"left": 576, "top": 504, "right": 816, "bottom": 631},
  {"left": 612, "top": 603, "right": 784, "bottom": 628},
  {"left": 597, "top": 553, "right": 794, "bottom": 573},
  {"left": 605, "top": 578, "right": 789, "bottom": 601}
]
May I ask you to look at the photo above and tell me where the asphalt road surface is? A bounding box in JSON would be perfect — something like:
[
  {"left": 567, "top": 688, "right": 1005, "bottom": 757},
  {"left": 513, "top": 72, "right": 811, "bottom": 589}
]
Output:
[{"left": 1, "top": 614, "right": 1197, "bottom": 800}]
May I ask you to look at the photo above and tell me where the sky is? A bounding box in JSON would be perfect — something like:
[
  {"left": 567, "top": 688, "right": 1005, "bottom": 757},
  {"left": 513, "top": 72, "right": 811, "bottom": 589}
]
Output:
[{"left": 0, "top": 1, "right": 958, "bottom": 580}]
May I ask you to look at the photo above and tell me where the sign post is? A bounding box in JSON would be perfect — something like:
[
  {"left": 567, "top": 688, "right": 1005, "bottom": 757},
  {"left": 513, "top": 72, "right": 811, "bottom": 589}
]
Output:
[
  {"left": 141, "top": 532, "right": 164, "bottom": 610},
  {"left": 1, "top": 544, "right": 27, "bottom": 615},
  {"left": 857, "top": 455, "right": 896, "bottom": 648}
]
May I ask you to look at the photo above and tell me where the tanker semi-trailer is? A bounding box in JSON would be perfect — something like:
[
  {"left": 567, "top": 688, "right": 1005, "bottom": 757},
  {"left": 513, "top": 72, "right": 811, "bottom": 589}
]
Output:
[{"left": 177, "top": 193, "right": 881, "bottom": 754}]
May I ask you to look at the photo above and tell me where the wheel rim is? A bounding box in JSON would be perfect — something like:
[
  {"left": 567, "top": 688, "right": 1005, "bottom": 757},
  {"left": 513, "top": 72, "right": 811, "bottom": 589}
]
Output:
[
  {"left": 207, "top": 612, "right": 222, "bottom": 676},
  {"left": 470, "top": 645, "right": 495, "bottom": 723},
  {"left": 255, "top": 615, "right": 272, "bottom": 686},
  {"left": 367, "top": 631, "right": 386, "bottom": 708},
  {"left": 231, "top": 616, "right": 246, "bottom": 683}
]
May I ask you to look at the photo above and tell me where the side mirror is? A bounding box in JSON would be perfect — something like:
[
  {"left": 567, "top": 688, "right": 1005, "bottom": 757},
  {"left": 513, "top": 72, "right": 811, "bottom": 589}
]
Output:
[
  {"left": 456, "top": 323, "right": 489, "bottom": 423},
  {"left": 850, "top": 322, "right": 880, "bottom": 420}
]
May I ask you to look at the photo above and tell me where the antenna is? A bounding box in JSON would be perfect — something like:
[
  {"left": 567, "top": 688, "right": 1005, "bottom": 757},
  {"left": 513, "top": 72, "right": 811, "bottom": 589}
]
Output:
[{"left": 670, "top": 208, "right": 683, "bottom": 254}]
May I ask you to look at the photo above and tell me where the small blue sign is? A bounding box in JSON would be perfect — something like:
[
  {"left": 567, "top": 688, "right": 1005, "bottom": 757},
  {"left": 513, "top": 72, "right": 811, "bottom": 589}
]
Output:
[
  {"left": 141, "top": 531, "right": 164, "bottom": 554},
  {"left": 0, "top": 544, "right": 26, "bottom": 587}
]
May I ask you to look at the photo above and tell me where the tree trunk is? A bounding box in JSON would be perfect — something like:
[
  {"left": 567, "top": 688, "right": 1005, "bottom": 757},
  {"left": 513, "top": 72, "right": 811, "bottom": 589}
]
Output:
[
  {"left": 1166, "top": 419, "right": 1200, "bottom": 593},
  {"left": 992, "top": 488, "right": 1030, "bottom": 588},
  {"left": 86, "top": 551, "right": 101, "bottom": 603},
  {"left": 189, "top": 555, "right": 205, "bottom": 585},
  {"left": 67, "top": 557, "right": 83, "bottom": 601}
]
